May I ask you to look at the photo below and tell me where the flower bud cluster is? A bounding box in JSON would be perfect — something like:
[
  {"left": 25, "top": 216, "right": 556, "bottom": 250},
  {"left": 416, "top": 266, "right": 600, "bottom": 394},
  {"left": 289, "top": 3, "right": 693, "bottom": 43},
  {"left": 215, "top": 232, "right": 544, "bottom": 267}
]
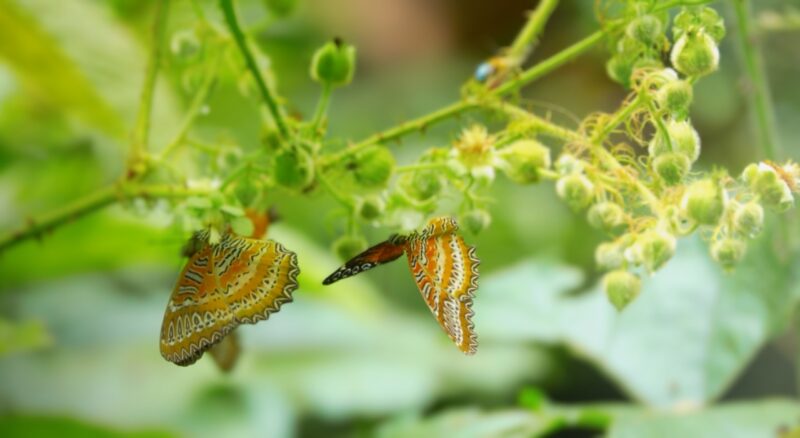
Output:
[{"left": 670, "top": 7, "right": 724, "bottom": 78}]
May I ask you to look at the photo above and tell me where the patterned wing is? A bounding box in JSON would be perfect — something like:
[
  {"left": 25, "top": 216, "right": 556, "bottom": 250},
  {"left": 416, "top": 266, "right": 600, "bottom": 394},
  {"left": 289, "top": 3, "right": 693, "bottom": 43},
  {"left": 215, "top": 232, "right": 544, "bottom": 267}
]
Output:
[
  {"left": 405, "top": 217, "right": 480, "bottom": 354},
  {"left": 215, "top": 234, "right": 300, "bottom": 324},
  {"left": 160, "top": 242, "right": 236, "bottom": 366},
  {"left": 160, "top": 233, "right": 300, "bottom": 366},
  {"left": 322, "top": 238, "right": 406, "bottom": 285}
]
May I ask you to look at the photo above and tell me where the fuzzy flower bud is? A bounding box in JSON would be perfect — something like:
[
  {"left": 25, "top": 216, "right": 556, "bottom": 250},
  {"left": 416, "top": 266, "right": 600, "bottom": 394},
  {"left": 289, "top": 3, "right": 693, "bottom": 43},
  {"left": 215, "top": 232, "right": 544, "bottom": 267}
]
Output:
[
  {"left": 351, "top": 146, "right": 395, "bottom": 189},
  {"left": 657, "top": 80, "right": 693, "bottom": 119},
  {"left": 653, "top": 152, "right": 691, "bottom": 186},
  {"left": 461, "top": 209, "right": 492, "bottom": 235},
  {"left": 670, "top": 31, "right": 719, "bottom": 78},
  {"left": 555, "top": 154, "right": 585, "bottom": 175},
  {"left": 357, "top": 196, "right": 385, "bottom": 221},
  {"left": 626, "top": 14, "right": 663, "bottom": 46},
  {"left": 499, "top": 140, "right": 551, "bottom": 184},
  {"left": 648, "top": 120, "right": 701, "bottom": 162},
  {"left": 452, "top": 125, "right": 496, "bottom": 179},
  {"left": 402, "top": 171, "right": 442, "bottom": 202},
  {"left": 603, "top": 270, "right": 642, "bottom": 311},
  {"left": 748, "top": 163, "right": 794, "bottom": 212},
  {"left": 556, "top": 174, "right": 594, "bottom": 210},
  {"left": 310, "top": 39, "right": 356, "bottom": 87},
  {"left": 596, "top": 242, "right": 624, "bottom": 270},
  {"left": 632, "top": 229, "right": 676, "bottom": 273},
  {"left": 733, "top": 202, "right": 764, "bottom": 238},
  {"left": 711, "top": 237, "right": 746, "bottom": 270},
  {"left": 682, "top": 179, "right": 726, "bottom": 225},
  {"left": 587, "top": 202, "right": 625, "bottom": 231},
  {"left": 274, "top": 148, "right": 314, "bottom": 190}
]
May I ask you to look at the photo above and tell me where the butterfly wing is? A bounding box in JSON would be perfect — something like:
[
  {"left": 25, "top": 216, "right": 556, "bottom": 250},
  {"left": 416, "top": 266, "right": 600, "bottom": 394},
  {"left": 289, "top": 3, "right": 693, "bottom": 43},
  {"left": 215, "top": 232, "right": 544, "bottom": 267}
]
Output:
[
  {"left": 160, "top": 233, "right": 299, "bottom": 367},
  {"left": 322, "top": 238, "right": 406, "bottom": 285},
  {"left": 406, "top": 217, "right": 479, "bottom": 354},
  {"left": 216, "top": 234, "right": 300, "bottom": 324},
  {"left": 160, "top": 243, "right": 236, "bottom": 366}
]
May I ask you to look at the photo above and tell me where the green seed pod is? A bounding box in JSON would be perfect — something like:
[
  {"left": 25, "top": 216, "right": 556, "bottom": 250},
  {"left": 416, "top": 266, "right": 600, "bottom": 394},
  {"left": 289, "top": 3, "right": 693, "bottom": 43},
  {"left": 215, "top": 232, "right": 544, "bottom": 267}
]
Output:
[
  {"left": 499, "top": 139, "right": 551, "bottom": 184},
  {"left": 747, "top": 165, "right": 794, "bottom": 212},
  {"left": 274, "top": 148, "right": 314, "bottom": 190},
  {"left": 587, "top": 202, "right": 625, "bottom": 231},
  {"left": 634, "top": 229, "right": 676, "bottom": 273},
  {"left": 595, "top": 242, "right": 624, "bottom": 270},
  {"left": 461, "top": 209, "right": 492, "bottom": 235},
  {"left": 333, "top": 235, "right": 368, "bottom": 261},
  {"left": 606, "top": 54, "right": 635, "bottom": 89},
  {"left": 626, "top": 15, "right": 663, "bottom": 46},
  {"left": 670, "top": 31, "right": 719, "bottom": 78},
  {"left": 733, "top": 201, "right": 764, "bottom": 238},
  {"left": 556, "top": 174, "right": 595, "bottom": 211},
  {"left": 350, "top": 146, "right": 395, "bottom": 189},
  {"left": 649, "top": 120, "right": 700, "bottom": 161},
  {"left": 653, "top": 152, "right": 691, "bottom": 186},
  {"left": 310, "top": 39, "right": 356, "bottom": 87},
  {"left": 357, "top": 196, "right": 385, "bottom": 221},
  {"left": 681, "top": 179, "right": 726, "bottom": 225},
  {"left": 657, "top": 80, "right": 693, "bottom": 119},
  {"left": 603, "top": 270, "right": 642, "bottom": 311},
  {"left": 711, "top": 237, "right": 746, "bottom": 270},
  {"left": 741, "top": 163, "right": 760, "bottom": 185},
  {"left": 262, "top": 0, "right": 297, "bottom": 18},
  {"left": 402, "top": 170, "right": 442, "bottom": 201},
  {"left": 673, "top": 7, "right": 726, "bottom": 43},
  {"left": 555, "top": 154, "right": 585, "bottom": 175}
]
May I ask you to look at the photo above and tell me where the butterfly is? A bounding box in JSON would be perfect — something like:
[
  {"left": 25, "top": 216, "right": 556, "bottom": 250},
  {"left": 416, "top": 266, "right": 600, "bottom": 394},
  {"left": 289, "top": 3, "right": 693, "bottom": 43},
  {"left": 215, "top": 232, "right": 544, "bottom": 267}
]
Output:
[
  {"left": 323, "top": 217, "right": 480, "bottom": 354},
  {"left": 159, "top": 209, "right": 299, "bottom": 368}
]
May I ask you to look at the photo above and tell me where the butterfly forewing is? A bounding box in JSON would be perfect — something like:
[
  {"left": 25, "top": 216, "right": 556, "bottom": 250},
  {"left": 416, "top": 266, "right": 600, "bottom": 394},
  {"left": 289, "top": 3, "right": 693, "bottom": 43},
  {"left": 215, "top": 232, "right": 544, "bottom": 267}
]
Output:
[
  {"left": 160, "top": 233, "right": 299, "bottom": 366},
  {"left": 322, "top": 239, "right": 406, "bottom": 285}
]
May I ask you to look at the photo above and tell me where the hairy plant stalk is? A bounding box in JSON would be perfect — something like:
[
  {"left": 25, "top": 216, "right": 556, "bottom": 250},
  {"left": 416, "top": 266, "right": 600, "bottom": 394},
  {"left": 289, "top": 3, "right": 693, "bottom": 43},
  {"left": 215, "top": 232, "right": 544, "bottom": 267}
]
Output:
[{"left": 506, "top": 0, "right": 561, "bottom": 64}]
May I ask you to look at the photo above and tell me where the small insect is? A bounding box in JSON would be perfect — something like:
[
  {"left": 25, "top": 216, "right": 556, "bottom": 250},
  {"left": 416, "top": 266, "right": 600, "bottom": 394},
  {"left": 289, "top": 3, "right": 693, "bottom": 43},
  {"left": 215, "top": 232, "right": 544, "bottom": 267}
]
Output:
[
  {"left": 159, "top": 209, "right": 299, "bottom": 368},
  {"left": 474, "top": 56, "right": 510, "bottom": 85},
  {"left": 323, "top": 217, "right": 480, "bottom": 354}
]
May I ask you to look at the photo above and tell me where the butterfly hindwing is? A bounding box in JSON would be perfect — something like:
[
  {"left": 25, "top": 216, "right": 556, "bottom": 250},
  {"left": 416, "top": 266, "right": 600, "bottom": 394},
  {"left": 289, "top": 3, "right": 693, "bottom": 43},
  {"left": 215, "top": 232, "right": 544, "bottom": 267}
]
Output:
[
  {"left": 406, "top": 217, "right": 479, "bottom": 355},
  {"left": 322, "top": 239, "right": 406, "bottom": 285}
]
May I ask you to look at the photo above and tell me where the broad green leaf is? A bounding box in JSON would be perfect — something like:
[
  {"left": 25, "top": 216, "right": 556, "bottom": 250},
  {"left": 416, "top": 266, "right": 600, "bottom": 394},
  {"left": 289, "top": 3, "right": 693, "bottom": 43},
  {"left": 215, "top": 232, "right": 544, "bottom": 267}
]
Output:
[
  {"left": 0, "top": 318, "right": 51, "bottom": 356},
  {"left": 0, "top": 415, "right": 176, "bottom": 438},
  {"left": 476, "top": 232, "right": 798, "bottom": 408}
]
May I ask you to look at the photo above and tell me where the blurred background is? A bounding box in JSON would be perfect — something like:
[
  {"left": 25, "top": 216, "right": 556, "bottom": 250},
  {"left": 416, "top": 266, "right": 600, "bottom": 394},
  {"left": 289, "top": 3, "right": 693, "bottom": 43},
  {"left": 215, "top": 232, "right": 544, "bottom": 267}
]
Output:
[{"left": 1, "top": 0, "right": 799, "bottom": 436}]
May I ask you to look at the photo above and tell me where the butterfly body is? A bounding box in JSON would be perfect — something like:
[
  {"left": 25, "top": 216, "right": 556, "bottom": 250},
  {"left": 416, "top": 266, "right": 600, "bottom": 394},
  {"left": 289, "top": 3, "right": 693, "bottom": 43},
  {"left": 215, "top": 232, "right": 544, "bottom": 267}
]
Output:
[{"left": 323, "top": 217, "right": 479, "bottom": 354}]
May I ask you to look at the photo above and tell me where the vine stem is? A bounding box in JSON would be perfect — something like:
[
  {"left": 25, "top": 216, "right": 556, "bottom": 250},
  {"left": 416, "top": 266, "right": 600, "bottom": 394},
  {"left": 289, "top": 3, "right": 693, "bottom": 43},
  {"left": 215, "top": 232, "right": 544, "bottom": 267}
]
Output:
[
  {"left": 219, "top": 0, "right": 289, "bottom": 138},
  {"left": 506, "top": 0, "right": 560, "bottom": 64},
  {"left": 321, "top": 29, "right": 608, "bottom": 169},
  {"left": 0, "top": 184, "right": 210, "bottom": 253},
  {"left": 129, "top": 0, "right": 170, "bottom": 172},
  {"left": 310, "top": 83, "right": 333, "bottom": 137},
  {"left": 732, "top": 0, "right": 781, "bottom": 160}
]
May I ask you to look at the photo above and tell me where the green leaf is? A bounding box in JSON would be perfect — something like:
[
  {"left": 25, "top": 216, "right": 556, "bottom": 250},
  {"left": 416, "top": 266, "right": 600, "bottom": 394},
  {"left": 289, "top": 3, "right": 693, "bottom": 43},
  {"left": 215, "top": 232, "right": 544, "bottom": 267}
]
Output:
[
  {"left": 476, "top": 232, "right": 798, "bottom": 408},
  {"left": 0, "top": 319, "right": 51, "bottom": 356},
  {"left": 0, "top": 415, "right": 176, "bottom": 438},
  {"left": 376, "top": 408, "right": 553, "bottom": 438},
  {"left": 229, "top": 215, "right": 253, "bottom": 237}
]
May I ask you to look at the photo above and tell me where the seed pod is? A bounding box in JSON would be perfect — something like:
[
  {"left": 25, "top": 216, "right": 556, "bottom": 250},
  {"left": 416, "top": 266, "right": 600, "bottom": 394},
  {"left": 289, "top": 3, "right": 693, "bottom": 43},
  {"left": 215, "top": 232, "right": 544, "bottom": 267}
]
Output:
[
  {"left": 626, "top": 14, "right": 663, "bottom": 46},
  {"left": 350, "top": 146, "right": 395, "bottom": 190},
  {"left": 606, "top": 54, "right": 635, "bottom": 89},
  {"left": 681, "top": 179, "right": 726, "bottom": 225},
  {"left": 274, "top": 148, "right": 314, "bottom": 190},
  {"left": 310, "top": 39, "right": 356, "bottom": 87},
  {"left": 587, "top": 202, "right": 625, "bottom": 231},
  {"left": 357, "top": 196, "right": 385, "bottom": 221},
  {"left": 555, "top": 154, "right": 585, "bottom": 175},
  {"left": 653, "top": 152, "right": 691, "bottom": 186},
  {"left": 648, "top": 120, "right": 700, "bottom": 163},
  {"left": 746, "top": 164, "right": 794, "bottom": 212},
  {"left": 670, "top": 31, "right": 719, "bottom": 78},
  {"left": 603, "top": 270, "right": 642, "bottom": 311},
  {"left": 556, "top": 174, "right": 595, "bottom": 211},
  {"left": 657, "top": 80, "right": 693, "bottom": 119},
  {"left": 333, "top": 235, "right": 368, "bottom": 261},
  {"left": 401, "top": 170, "right": 442, "bottom": 202},
  {"left": 461, "top": 209, "right": 492, "bottom": 235},
  {"left": 733, "top": 201, "right": 764, "bottom": 238},
  {"left": 499, "top": 140, "right": 551, "bottom": 184},
  {"left": 711, "top": 237, "right": 746, "bottom": 270},
  {"left": 596, "top": 242, "right": 624, "bottom": 270},
  {"left": 633, "top": 229, "right": 676, "bottom": 273},
  {"left": 673, "top": 7, "right": 726, "bottom": 43}
]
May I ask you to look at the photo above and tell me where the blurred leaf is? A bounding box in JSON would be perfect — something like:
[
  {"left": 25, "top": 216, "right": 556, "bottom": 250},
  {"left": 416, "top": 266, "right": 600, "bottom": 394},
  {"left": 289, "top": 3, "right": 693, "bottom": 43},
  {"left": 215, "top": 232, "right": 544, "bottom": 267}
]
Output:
[
  {"left": 0, "top": 416, "right": 176, "bottom": 438},
  {"left": 0, "top": 318, "right": 51, "bottom": 356},
  {"left": 376, "top": 408, "right": 553, "bottom": 438},
  {"left": 0, "top": 0, "right": 124, "bottom": 136},
  {"left": 477, "top": 233, "right": 798, "bottom": 408},
  {"left": 607, "top": 399, "right": 800, "bottom": 438}
]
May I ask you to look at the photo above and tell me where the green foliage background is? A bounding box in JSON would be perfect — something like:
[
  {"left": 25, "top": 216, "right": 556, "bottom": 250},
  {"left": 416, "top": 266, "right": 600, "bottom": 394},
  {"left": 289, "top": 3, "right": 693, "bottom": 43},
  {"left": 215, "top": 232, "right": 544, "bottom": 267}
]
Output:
[{"left": 1, "top": 0, "right": 799, "bottom": 437}]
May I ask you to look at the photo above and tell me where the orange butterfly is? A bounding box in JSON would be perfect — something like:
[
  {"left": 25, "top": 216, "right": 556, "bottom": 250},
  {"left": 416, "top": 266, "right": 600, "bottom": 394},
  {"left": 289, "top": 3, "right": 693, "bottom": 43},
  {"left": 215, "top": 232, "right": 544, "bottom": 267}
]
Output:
[
  {"left": 323, "top": 217, "right": 480, "bottom": 354},
  {"left": 160, "top": 209, "right": 299, "bottom": 368}
]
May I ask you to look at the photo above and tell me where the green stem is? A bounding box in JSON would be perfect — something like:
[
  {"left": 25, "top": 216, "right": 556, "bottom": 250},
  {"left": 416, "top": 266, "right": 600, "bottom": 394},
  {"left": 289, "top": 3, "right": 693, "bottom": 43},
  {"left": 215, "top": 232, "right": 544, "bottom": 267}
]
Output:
[
  {"left": 219, "top": 0, "right": 289, "bottom": 138},
  {"left": 130, "top": 0, "right": 170, "bottom": 170},
  {"left": 591, "top": 94, "right": 645, "bottom": 143},
  {"left": 0, "top": 184, "right": 210, "bottom": 253},
  {"left": 483, "top": 101, "right": 582, "bottom": 142},
  {"left": 732, "top": 0, "right": 781, "bottom": 160},
  {"left": 506, "top": 0, "right": 560, "bottom": 64},
  {"left": 311, "top": 83, "right": 333, "bottom": 137}
]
